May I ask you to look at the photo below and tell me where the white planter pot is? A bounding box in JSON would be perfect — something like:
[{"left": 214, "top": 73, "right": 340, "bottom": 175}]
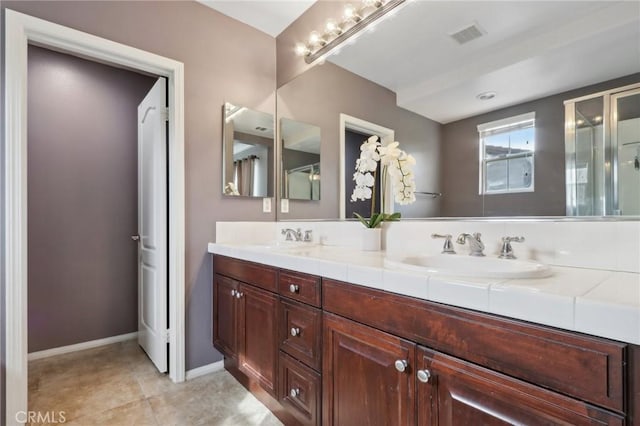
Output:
[{"left": 361, "top": 227, "right": 382, "bottom": 251}]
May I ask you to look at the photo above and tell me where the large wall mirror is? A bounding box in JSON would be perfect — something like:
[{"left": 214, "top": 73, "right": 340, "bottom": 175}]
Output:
[
  {"left": 223, "top": 102, "right": 275, "bottom": 197},
  {"left": 275, "top": 0, "right": 640, "bottom": 219}
]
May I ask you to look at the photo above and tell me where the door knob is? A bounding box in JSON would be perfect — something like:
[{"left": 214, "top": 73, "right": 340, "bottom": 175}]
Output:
[
  {"left": 417, "top": 369, "right": 431, "bottom": 383},
  {"left": 290, "top": 388, "right": 300, "bottom": 398},
  {"left": 394, "top": 359, "right": 408, "bottom": 372},
  {"left": 290, "top": 327, "right": 301, "bottom": 337},
  {"left": 131, "top": 235, "right": 140, "bottom": 241}
]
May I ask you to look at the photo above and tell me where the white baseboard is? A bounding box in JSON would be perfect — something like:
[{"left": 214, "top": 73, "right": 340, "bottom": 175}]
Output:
[
  {"left": 28, "top": 332, "right": 138, "bottom": 361},
  {"left": 185, "top": 360, "right": 224, "bottom": 380}
]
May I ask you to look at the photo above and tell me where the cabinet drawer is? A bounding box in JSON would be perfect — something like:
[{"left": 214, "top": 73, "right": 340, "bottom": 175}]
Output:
[
  {"left": 279, "top": 270, "right": 321, "bottom": 307},
  {"left": 214, "top": 255, "right": 277, "bottom": 292},
  {"left": 279, "top": 298, "right": 322, "bottom": 371},
  {"left": 323, "top": 279, "right": 626, "bottom": 413},
  {"left": 279, "top": 351, "right": 321, "bottom": 426},
  {"left": 417, "top": 346, "right": 624, "bottom": 425}
]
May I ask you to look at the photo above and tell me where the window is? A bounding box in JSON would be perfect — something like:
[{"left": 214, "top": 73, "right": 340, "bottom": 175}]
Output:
[{"left": 478, "top": 112, "right": 535, "bottom": 194}]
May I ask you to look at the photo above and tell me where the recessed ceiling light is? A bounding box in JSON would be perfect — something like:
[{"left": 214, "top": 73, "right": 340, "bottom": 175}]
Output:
[{"left": 476, "top": 91, "right": 496, "bottom": 101}]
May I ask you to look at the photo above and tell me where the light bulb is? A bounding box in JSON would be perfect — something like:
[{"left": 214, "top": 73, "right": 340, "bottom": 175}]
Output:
[
  {"left": 294, "top": 43, "right": 309, "bottom": 56},
  {"left": 362, "top": 0, "right": 382, "bottom": 8},
  {"left": 343, "top": 4, "right": 361, "bottom": 22},
  {"left": 308, "top": 31, "right": 325, "bottom": 46},
  {"left": 325, "top": 18, "right": 342, "bottom": 35}
]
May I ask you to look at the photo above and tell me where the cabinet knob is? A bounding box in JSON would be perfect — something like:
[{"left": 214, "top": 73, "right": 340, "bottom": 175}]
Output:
[
  {"left": 289, "top": 284, "right": 299, "bottom": 293},
  {"left": 290, "top": 327, "right": 301, "bottom": 337},
  {"left": 417, "top": 369, "right": 431, "bottom": 383},
  {"left": 231, "top": 289, "right": 236, "bottom": 296},
  {"left": 394, "top": 359, "right": 408, "bottom": 373},
  {"left": 290, "top": 388, "right": 300, "bottom": 398},
  {"left": 235, "top": 292, "right": 243, "bottom": 299}
]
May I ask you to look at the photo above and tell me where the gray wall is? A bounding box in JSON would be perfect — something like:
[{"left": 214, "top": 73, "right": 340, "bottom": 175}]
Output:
[
  {"left": 27, "top": 46, "right": 156, "bottom": 351},
  {"left": 1, "top": 1, "right": 277, "bottom": 392},
  {"left": 277, "top": 62, "right": 441, "bottom": 219},
  {"left": 441, "top": 72, "right": 640, "bottom": 217}
]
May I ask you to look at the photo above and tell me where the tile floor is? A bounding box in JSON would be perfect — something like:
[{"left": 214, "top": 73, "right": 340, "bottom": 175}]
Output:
[{"left": 28, "top": 340, "right": 282, "bottom": 425}]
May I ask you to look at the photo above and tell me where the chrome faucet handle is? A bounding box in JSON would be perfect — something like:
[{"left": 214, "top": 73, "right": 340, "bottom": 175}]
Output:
[
  {"left": 281, "top": 228, "right": 296, "bottom": 241},
  {"left": 499, "top": 236, "right": 525, "bottom": 259},
  {"left": 431, "top": 234, "right": 456, "bottom": 254},
  {"left": 303, "top": 230, "right": 313, "bottom": 242}
]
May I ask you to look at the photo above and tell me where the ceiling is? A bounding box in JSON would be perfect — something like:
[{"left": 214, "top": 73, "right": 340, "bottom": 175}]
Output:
[
  {"left": 197, "top": 0, "right": 315, "bottom": 37},
  {"left": 328, "top": 1, "right": 640, "bottom": 123}
]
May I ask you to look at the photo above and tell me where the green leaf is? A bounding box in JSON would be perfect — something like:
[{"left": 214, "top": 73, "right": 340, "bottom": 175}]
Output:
[
  {"left": 369, "top": 212, "right": 386, "bottom": 229},
  {"left": 353, "top": 212, "right": 371, "bottom": 228},
  {"left": 385, "top": 212, "right": 402, "bottom": 221}
]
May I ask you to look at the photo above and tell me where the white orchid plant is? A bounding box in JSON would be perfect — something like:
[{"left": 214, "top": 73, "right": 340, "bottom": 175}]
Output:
[{"left": 351, "top": 135, "right": 416, "bottom": 228}]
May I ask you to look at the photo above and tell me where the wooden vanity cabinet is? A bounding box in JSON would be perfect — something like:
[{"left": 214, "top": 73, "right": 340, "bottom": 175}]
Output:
[
  {"left": 213, "top": 256, "right": 638, "bottom": 426},
  {"left": 213, "top": 256, "right": 279, "bottom": 397}
]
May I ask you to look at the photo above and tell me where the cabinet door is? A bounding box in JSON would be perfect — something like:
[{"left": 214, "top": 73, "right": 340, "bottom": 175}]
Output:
[
  {"left": 238, "top": 283, "right": 279, "bottom": 396},
  {"left": 213, "top": 274, "right": 238, "bottom": 359},
  {"left": 416, "top": 346, "right": 624, "bottom": 426},
  {"left": 323, "top": 313, "right": 416, "bottom": 426}
]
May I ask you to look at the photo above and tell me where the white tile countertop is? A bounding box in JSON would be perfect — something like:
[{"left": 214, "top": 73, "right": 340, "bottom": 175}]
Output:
[{"left": 208, "top": 242, "right": 640, "bottom": 346}]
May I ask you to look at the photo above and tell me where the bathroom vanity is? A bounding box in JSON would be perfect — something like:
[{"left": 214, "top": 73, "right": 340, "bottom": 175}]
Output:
[{"left": 210, "top": 249, "right": 639, "bottom": 426}]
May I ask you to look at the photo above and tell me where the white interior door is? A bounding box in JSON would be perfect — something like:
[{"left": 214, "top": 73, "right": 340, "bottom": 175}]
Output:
[{"left": 137, "top": 77, "right": 168, "bottom": 373}]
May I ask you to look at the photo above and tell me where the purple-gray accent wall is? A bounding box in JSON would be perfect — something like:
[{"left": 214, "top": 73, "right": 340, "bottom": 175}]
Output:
[
  {"left": 1, "top": 3, "right": 277, "bottom": 404},
  {"left": 27, "top": 45, "right": 157, "bottom": 352},
  {"left": 441, "top": 73, "right": 640, "bottom": 217}
]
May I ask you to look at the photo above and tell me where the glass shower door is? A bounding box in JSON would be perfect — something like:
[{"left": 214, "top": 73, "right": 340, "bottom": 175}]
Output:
[
  {"left": 612, "top": 88, "right": 640, "bottom": 215},
  {"left": 567, "top": 96, "right": 606, "bottom": 216}
]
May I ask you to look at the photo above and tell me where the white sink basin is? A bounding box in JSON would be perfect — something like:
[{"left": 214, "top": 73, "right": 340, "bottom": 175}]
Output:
[{"left": 384, "top": 253, "right": 552, "bottom": 279}]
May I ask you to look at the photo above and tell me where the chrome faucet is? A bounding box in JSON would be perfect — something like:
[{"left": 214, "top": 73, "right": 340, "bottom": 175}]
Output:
[
  {"left": 456, "top": 233, "right": 485, "bottom": 256},
  {"left": 281, "top": 228, "right": 303, "bottom": 241},
  {"left": 281, "top": 228, "right": 313, "bottom": 242}
]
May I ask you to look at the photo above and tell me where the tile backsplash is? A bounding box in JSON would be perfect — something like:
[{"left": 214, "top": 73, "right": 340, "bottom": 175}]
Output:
[{"left": 216, "top": 219, "right": 640, "bottom": 274}]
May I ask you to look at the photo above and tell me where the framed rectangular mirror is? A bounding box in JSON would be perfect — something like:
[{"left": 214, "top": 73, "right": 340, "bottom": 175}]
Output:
[{"left": 222, "top": 102, "right": 274, "bottom": 197}]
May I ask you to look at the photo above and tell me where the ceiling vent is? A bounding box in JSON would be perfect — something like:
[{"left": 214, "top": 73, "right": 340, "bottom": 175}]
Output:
[{"left": 449, "top": 22, "right": 486, "bottom": 45}]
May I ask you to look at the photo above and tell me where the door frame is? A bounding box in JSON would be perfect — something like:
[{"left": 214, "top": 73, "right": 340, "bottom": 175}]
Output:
[
  {"left": 339, "top": 113, "right": 395, "bottom": 219},
  {"left": 4, "top": 9, "right": 186, "bottom": 425}
]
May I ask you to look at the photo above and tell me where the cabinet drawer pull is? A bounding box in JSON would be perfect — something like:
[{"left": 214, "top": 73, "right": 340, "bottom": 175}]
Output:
[
  {"left": 394, "top": 359, "right": 408, "bottom": 373},
  {"left": 290, "top": 327, "right": 301, "bottom": 337},
  {"left": 290, "top": 388, "right": 300, "bottom": 398},
  {"left": 289, "top": 284, "right": 300, "bottom": 293},
  {"left": 417, "top": 369, "right": 431, "bottom": 383}
]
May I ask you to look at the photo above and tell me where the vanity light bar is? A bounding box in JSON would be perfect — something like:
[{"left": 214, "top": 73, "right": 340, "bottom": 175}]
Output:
[{"left": 297, "top": 0, "right": 407, "bottom": 65}]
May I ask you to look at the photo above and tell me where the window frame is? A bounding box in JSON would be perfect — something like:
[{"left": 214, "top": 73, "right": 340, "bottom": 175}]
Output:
[{"left": 478, "top": 111, "right": 536, "bottom": 195}]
